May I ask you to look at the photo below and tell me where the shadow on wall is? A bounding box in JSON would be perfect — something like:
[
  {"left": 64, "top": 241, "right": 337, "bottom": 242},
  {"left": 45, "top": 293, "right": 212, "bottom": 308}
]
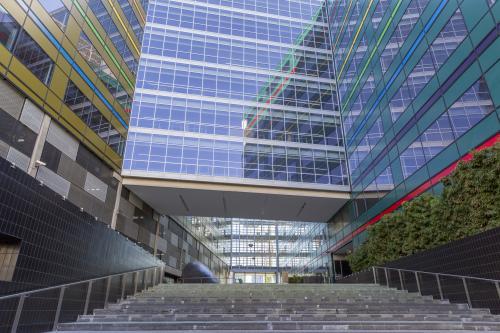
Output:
[
  {"left": 180, "top": 261, "right": 218, "bottom": 283},
  {"left": 0, "top": 156, "right": 162, "bottom": 296}
]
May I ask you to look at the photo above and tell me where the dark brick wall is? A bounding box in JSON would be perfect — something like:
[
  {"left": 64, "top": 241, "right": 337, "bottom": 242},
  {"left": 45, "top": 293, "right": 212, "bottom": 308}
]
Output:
[
  {"left": 339, "top": 228, "right": 500, "bottom": 313},
  {"left": 0, "top": 156, "right": 162, "bottom": 296},
  {"left": 386, "top": 227, "right": 500, "bottom": 280}
]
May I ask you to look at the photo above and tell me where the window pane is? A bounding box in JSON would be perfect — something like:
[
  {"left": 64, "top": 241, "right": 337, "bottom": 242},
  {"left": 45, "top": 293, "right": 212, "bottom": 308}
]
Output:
[
  {"left": 12, "top": 30, "right": 54, "bottom": 84},
  {"left": 39, "top": 0, "right": 70, "bottom": 30},
  {"left": 0, "top": 4, "right": 20, "bottom": 50},
  {"left": 64, "top": 81, "right": 125, "bottom": 155},
  {"left": 77, "top": 31, "right": 132, "bottom": 111}
]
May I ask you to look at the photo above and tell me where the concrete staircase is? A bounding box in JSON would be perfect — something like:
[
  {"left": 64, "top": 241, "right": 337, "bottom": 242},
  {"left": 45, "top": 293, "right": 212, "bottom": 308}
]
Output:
[{"left": 55, "top": 283, "right": 500, "bottom": 332}]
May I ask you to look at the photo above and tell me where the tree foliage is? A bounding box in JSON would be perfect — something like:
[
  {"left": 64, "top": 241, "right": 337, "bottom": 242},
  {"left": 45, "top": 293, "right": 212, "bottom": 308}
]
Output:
[{"left": 348, "top": 143, "right": 500, "bottom": 272}]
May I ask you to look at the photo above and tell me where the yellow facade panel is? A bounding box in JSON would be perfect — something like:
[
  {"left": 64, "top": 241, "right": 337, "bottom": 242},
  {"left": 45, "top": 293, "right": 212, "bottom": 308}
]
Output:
[
  {"left": 49, "top": 67, "right": 69, "bottom": 99},
  {"left": 2, "top": 1, "right": 27, "bottom": 27},
  {"left": 115, "top": 104, "right": 130, "bottom": 125},
  {"left": 110, "top": 117, "right": 128, "bottom": 137},
  {"left": 41, "top": 101, "right": 61, "bottom": 120},
  {"left": 130, "top": 0, "right": 146, "bottom": 25},
  {"left": 44, "top": 90, "right": 63, "bottom": 118},
  {"left": 84, "top": 128, "right": 107, "bottom": 153},
  {"left": 1, "top": 0, "right": 127, "bottom": 174},
  {"left": 56, "top": 116, "right": 88, "bottom": 150},
  {"left": 0, "top": 45, "right": 12, "bottom": 70},
  {"left": 69, "top": 2, "right": 84, "bottom": 26},
  {"left": 5, "top": 73, "right": 43, "bottom": 108},
  {"left": 91, "top": 94, "right": 113, "bottom": 121},
  {"left": 59, "top": 104, "right": 88, "bottom": 137},
  {"left": 105, "top": 146, "right": 122, "bottom": 169},
  {"left": 31, "top": 2, "right": 65, "bottom": 43},
  {"left": 55, "top": 54, "right": 72, "bottom": 77},
  {"left": 8, "top": 59, "right": 47, "bottom": 104},
  {"left": 69, "top": 70, "right": 94, "bottom": 101}
]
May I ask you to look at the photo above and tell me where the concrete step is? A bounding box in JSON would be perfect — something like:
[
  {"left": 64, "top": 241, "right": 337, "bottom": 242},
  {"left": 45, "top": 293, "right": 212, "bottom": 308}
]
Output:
[
  {"left": 93, "top": 307, "right": 491, "bottom": 316},
  {"left": 56, "top": 320, "right": 500, "bottom": 331},
  {"left": 104, "top": 303, "right": 476, "bottom": 312},
  {"left": 111, "top": 297, "right": 460, "bottom": 307},
  {"left": 76, "top": 313, "right": 500, "bottom": 323},
  {"left": 55, "top": 330, "right": 500, "bottom": 333},
  {"left": 53, "top": 283, "right": 500, "bottom": 332}
]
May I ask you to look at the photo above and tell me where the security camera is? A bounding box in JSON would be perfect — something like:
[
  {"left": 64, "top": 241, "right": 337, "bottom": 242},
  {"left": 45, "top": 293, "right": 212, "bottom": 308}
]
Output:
[{"left": 35, "top": 160, "right": 47, "bottom": 167}]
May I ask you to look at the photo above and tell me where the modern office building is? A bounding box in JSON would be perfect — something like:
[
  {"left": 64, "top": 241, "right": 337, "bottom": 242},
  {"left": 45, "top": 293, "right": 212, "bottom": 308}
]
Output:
[
  {"left": 0, "top": 0, "right": 498, "bottom": 294},
  {"left": 0, "top": 0, "right": 227, "bottom": 294},
  {"left": 179, "top": 217, "right": 327, "bottom": 282},
  {"left": 122, "top": 0, "right": 499, "bottom": 276},
  {"left": 121, "top": 0, "right": 351, "bottom": 222},
  {"left": 295, "top": 0, "right": 500, "bottom": 273}
]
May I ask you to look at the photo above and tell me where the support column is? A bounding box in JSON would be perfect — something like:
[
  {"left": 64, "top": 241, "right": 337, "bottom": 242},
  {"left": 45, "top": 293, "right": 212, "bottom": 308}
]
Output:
[
  {"left": 153, "top": 215, "right": 160, "bottom": 257},
  {"left": 275, "top": 224, "right": 279, "bottom": 284},
  {"left": 28, "top": 114, "right": 51, "bottom": 177},
  {"left": 110, "top": 172, "right": 123, "bottom": 230}
]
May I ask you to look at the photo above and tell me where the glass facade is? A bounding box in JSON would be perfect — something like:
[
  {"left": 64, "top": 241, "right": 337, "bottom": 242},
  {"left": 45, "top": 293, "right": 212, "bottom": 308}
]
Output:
[
  {"left": 124, "top": 0, "right": 349, "bottom": 187},
  {"left": 122, "top": 0, "right": 499, "bottom": 278},
  {"left": 177, "top": 217, "right": 325, "bottom": 281},
  {"left": 0, "top": 0, "right": 146, "bottom": 169},
  {"left": 319, "top": 0, "right": 500, "bottom": 265}
]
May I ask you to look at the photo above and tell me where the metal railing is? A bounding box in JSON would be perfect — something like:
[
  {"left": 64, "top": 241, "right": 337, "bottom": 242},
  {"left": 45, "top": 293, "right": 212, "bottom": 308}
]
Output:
[
  {"left": 371, "top": 266, "right": 500, "bottom": 314},
  {"left": 176, "top": 277, "right": 237, "bottom": 284},
  {"left": 0, "top": 266, "right": 164, "bottom": 333},
  {"left": 175, "top": 276, "right": 336, "bottom": 284}
]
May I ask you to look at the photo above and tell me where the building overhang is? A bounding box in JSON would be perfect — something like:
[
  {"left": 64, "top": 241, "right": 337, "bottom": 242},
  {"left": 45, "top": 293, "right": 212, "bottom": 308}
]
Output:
[{"left": 122, "top": 173, "right": 350, "bottom": 222}]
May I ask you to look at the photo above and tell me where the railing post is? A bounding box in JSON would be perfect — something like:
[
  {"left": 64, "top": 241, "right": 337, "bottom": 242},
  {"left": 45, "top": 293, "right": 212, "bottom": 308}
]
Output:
[
  {"left": 133, "top": 271, "right": 138, "bottom": 295},
  {"left": 462, "top": 277, "right": 472, "bottom": 308},
  {"left": 372, "top": 267, "right": 377, "bottom": 284},
  {"left": 495, "top": 281, "right": 500, "bottom": 301},
  {"left": 11, "top": 295, "right": 25, "bottom": 333},
  {"left": 415, "top": 271, "right": 421, "bottom": 294},
  {"left": 121, "top": 273, "right": 126, "bottom": 301},
  {"left": 52, "top": 286, "right": 66, "bottom": 331},
  {"left": 83, "top": 280, "right": 92, "bottom": 315},
  {"left": 104, "top": 277, "right": 111, "bottom": 308},
  {"left": 398, "top": 269, "right": 404, "bottom": 290},
  {"left": 384, "top": 267, "right": 389, "bottom": 287},
  {"left": 435, "top": 274, "right": 444, "bottom": 300}
]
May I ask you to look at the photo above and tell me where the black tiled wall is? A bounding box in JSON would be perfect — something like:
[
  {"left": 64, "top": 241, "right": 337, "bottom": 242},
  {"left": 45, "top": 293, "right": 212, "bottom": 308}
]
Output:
[
  {"left": 0, "top": 156, "right": 162, "bottom": 296},
  {"left": 386, "top": 227, "right": 500, "bottom": 279}
]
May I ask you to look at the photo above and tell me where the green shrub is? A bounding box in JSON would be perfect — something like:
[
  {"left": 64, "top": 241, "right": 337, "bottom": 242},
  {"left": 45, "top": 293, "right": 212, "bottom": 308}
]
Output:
[
  {"left": 348, "top": 143, "right": 500, "bottom": 272},
  {"left": 288, "top": 275, "right": 304, "bottom": 283}
]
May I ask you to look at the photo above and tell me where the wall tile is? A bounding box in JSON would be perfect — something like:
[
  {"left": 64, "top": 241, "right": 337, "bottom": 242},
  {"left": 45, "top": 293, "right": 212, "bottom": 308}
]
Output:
[
  {"left": 7, "top": 147, "right": 30, "bottom": 172},
  {"left": 19, "top": 99, "right": 44, "bottom": 133},
  {"left": 36, "top": 166, "right": 70, "bottom": 197},
  {"left": 46, "top": 122, "right": 79, "bottom": 161}
]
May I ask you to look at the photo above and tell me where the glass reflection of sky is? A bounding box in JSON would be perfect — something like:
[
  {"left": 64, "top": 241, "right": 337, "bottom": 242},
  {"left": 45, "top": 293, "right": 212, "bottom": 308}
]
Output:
[{"left": 125, "top": 0, "right": 348, "bottom": 187}]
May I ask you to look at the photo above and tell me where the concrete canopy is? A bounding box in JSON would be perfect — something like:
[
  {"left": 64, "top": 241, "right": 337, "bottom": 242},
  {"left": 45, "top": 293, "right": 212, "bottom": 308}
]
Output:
[{"left": 123, "top": 175, "right": 350, "bottom": 222}]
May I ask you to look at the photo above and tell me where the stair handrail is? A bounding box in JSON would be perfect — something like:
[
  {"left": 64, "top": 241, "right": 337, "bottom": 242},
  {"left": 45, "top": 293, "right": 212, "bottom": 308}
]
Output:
[
  {"left": 373, "top": 266, "right": 500, "bottom": 284},
  {"left": 177, "top": 276, "right": 237, "bottom": 284},
  {"left": 0, "top": 265, "right": 164, "bottom": 301},
  {"left": 0, "top": 265, "right": 165, "bottom": 333},
  {"left": 371, "top": 266, "right": 500, "bottom": 310}
]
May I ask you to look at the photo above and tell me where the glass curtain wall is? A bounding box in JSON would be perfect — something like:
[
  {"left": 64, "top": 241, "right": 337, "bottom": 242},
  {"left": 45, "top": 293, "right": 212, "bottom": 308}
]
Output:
[
  {"left": 124, "top": 0, "right": 348, "bottom": 188},
  {"left": 177, "top": 217, "right": 326, "bottom": 283}
]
